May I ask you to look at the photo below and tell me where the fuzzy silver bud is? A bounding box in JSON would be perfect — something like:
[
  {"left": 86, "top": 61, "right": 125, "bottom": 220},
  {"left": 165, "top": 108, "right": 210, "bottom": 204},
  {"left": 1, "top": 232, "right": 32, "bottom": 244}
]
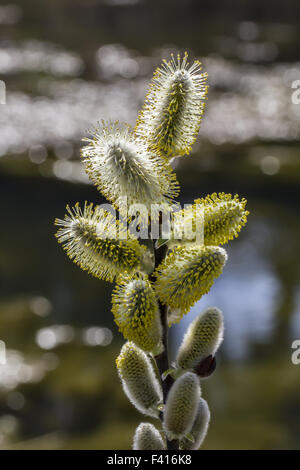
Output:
[
  {"left": 177, "top": 307, "right": 224, "bottom": 371},
  {"left": 133, "top": 422, "right": 166, "bottom": 450},
  {"left": 163, "top": 372, "right": 200, "bottom": 440},
  {"left": 116, "top": 342, "right": 163, "bottom": 418}
]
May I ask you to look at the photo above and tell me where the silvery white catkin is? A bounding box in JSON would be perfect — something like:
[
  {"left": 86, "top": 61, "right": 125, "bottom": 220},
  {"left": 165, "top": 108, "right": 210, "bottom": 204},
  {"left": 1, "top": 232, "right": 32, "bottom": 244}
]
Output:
[
  {"left": 116, "top": 342, "right": 162, "bottom": 418},
  {"left": 81, "top": 121, "right": 179, "bottom": 225},
  {"left": 180, "top": 398, "right": 211, "bottom": 450},
  {"left": 177, "top": 307, "right": 224, "bottom": 370},
  {"left": 133, "top": 423, "right": 166, "bottom": 450},
  {"left": 163, "top": 372, "right": 200, "bottom": 440}
]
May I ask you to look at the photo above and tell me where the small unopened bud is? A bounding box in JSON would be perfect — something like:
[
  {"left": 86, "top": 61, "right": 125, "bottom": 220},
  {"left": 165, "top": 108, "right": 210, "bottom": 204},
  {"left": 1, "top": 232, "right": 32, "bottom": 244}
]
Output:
[
  {"left": 194, "top": 355, "right": 216, "bottom": 378},
  {"left": 163, "top": 372, "right": 200, "bottom": 440},
  {"left": 116, "top": 342, "right": 162, "bottom": 418},
  {"left": 177, "top": 307, "right": 224, "bottom": 370},
  {"left": 133, "top": 423, "right": 166, "bottom": 450},
  {"left": 180, "top": 398, "right": 210, "bottom": 450}
]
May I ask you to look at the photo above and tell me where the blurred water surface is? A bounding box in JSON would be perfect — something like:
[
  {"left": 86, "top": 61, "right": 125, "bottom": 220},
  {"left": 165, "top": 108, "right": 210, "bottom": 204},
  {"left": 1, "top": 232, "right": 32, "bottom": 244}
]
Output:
[{"left": 0, "top": 0, "right": 300, "bottom": 449}]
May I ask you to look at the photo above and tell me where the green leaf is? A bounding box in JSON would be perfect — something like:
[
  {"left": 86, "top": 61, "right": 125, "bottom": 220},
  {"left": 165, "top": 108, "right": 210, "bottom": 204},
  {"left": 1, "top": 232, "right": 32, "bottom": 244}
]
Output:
[
  {"left": 161, "top": 368, "right": 174, "bottom": 381},
  {"left": 185, "top": 433, "right": 195, "bottom": 443}
]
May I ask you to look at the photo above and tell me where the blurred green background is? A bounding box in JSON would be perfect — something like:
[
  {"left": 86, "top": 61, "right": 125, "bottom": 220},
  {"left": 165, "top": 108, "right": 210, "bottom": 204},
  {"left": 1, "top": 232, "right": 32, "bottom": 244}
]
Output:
[{"left": 0, "top": 0, "right": 300, "bottom": 450}]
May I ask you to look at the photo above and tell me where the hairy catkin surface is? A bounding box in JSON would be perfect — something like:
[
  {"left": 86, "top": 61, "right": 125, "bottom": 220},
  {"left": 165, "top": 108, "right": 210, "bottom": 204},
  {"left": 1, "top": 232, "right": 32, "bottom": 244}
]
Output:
[
  {"left": 135, "top": 52, "right": 208, "bottom": 158},
  {"left": 133, "top": 423, "right": 166, "bottom": 450},
  {"left": 116, "top": 342, "right": 162, "bottom": 417},
  {"left": 177, "top": 307, "right": 224, "bottom": 370},
  {"left": 180, "top": 398, "right": 210, "bottom": 450},
  {"left": 154, "top": 245, "right": 227, "bottom": 317},
  {"left": 55, "top": 202, "right": 144, "bottom": 282},
  {"left": 163, "top": 372, "right": 200, "bottom": 440},
  {"left": 112, "top": 273, "right": 162, "bottom": 352}
]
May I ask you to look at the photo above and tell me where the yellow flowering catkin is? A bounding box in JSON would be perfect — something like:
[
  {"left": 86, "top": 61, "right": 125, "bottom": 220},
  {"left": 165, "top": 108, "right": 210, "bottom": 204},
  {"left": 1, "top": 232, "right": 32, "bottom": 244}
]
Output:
[
  {"left": 180, "top": 398, "right": 210, "bottom": 450},
  {"left": 154, "top": 245, "right": 227, "bottom": 317},
  {"left": 81, "top": 121, "right": 179, "bottom": 223},
  {"left": 171, "top": 193, "right": 249, "bottom": 246},
  {"left": 135, "top": 52, "right": 208, "bottom": 158},
  {"left": 116, "top": 342, "right": 163, "bottom": 418},
  {"left": 112, "top": 273, "right": 162, "bottom": 353},
  {"left": 176, "top": 307, "right": 224, "bottom": 370},
  {"left": 54, "top": 202, "right": 145, "bottom": 282},
  {"left": 163, "top": 372, "right": 200, "bottom": 440},
  {"left": 133, "top": 423, "right": 166, "bottom": 450}
]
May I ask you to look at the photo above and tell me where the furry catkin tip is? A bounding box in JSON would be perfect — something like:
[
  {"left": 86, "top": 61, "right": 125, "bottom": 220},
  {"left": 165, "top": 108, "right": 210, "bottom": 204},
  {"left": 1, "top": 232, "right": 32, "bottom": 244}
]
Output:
[{"left": 133, "top": 423, "right": 166, "bottom": 450}]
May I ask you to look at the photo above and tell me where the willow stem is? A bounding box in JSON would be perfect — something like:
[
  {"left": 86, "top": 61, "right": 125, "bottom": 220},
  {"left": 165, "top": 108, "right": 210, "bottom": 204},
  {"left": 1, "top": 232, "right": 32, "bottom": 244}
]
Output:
[{"left": 150, "top": 240, "right": 179, "bottom": 451}]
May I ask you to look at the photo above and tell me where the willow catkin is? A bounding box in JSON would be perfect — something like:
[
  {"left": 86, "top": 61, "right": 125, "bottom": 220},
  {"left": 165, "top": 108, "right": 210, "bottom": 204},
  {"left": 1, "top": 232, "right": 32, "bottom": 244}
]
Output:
[
  {"left": 116, "top": 342, "right": 162, "bottom": 418},
  {"left": 171, "top": 193, "right": 249, "bottom": 246},
  {"left": 54, "top": 202, "right": 145, "bottom": 282},
  {"left": 163, "top": 372, "right": 200, "bottom": 440},
  {"left": 81, "top": 121, "right": 179, "bottom": 224},
  {"left": 112, "top": 273, "right": 162, "bottom": 353},
  {"left": 135, "top": 52, "right": 208, "bottom": 158},
  {"left": 154, "top": 245, "right": 227, "bottom": 319},
  {"left": 133, "top": 423, "right": 166, "bottom": 450},
  {"left": 177, "top": 307, "right": 224, "bottom": 370},
  {"left": 180, "top": 398, "right": 210, "bottom": 450}
]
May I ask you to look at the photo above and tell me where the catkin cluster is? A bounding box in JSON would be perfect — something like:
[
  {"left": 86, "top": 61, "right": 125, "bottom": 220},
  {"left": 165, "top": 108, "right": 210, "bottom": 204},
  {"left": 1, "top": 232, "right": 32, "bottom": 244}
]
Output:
[{"left": 54, "top": 51, "right": 249, "bottom": 450}]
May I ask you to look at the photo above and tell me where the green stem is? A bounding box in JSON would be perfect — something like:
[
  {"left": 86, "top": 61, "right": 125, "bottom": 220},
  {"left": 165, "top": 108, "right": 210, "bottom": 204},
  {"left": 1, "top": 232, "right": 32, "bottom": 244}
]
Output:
[{"left": 151, "top": 241, "right": 179, "bottom": 451}]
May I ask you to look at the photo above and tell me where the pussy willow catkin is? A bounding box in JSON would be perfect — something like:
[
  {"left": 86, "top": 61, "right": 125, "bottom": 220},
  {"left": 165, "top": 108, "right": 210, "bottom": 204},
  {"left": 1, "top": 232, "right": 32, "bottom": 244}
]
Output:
[
  {"left": 116, "top": 342, "right": 162, "bottom": 418},
  {"left": 177, "top": 307, "right": 224, "bottom": 370},
  {"left": 154, "top": 245, "right": 227, "bottom": 318},
  {"left": 170, "top": 193, "right": 249, "bottom": 246},
  {"left": 163, "top": 372, "right": 201, "bottom": 440},
  {"left": 54, "top": 202, "right": 145, "bottom": 282},
  {"left": 112, "top": 273, "right": 162, "bottom": 353},
  {"left": 133, "top": 423, "right": 166, "bottom": 450},
  {"left": 180, "top": 398, "right": 210, "bottom": 450},
  {"left": 135, "top": 52, "right": 208, "bottom": 158},
  {"left": 81, "top": 121, "right": 179, "bottom": 223},
  {"left": 53, "top": 49, "right": 251, "bottom": 452}
]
